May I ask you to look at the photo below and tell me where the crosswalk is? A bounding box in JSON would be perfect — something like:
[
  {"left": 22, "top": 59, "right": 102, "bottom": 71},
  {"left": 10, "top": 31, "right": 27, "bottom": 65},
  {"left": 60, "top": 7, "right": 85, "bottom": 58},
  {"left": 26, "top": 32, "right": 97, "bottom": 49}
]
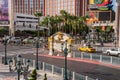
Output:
[
  {"left": 0, "top": 48, "right": 46, "bottom": 57},
  {"left": 0, "top": 63, "right": 60, "bottom": 80},
  {"left": 0, "top": 64, "right": 17, "bottom": 80}
]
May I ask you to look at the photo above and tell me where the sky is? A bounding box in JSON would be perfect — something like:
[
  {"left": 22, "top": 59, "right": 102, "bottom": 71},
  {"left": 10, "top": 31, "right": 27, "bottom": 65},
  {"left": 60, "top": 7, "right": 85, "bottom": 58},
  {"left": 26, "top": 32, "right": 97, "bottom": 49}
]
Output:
[{"left": 112, "top": 0, "right": 116, "bottom": 12}]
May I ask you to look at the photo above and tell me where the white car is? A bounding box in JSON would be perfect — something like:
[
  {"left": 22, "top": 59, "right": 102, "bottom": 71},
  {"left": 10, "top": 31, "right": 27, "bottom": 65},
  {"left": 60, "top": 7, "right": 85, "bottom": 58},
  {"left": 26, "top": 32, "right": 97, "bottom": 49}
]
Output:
[
  {"left": 22, "top": 37, "right": 35, "bottom": 44},
  {"left": 106, "top": 48, "right": 120, "bottom": 57}
]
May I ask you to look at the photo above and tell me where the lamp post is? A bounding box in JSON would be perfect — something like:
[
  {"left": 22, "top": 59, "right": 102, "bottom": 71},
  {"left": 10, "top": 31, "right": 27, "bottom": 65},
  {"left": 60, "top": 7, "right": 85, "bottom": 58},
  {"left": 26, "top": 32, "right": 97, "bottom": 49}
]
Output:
[
  {"left": 17, "top": 55, "right": 22, "bottom": 80},
  {"left": 4, "top": 36, "right": 8, "bottom": 65},
  {"left": 36, "top": 38, "right": 39, "bottom": 70},
  {"left": 113, "top": 33, "right": 117, "bottom": 47},
  {"left": 64, "top": 47, "right": 68, "bottom": 80},
  {"left": 62, "top": 41, "right": 68, "bottom": 80},
  {"left": 47, "top": 15, "right": 50, "bottom": 37},
  {"left": 34, "top": 12, "right": 42, "bottom": 70},
  {"left": 9, "top": 55, "right": 30, "bottom": 80}
]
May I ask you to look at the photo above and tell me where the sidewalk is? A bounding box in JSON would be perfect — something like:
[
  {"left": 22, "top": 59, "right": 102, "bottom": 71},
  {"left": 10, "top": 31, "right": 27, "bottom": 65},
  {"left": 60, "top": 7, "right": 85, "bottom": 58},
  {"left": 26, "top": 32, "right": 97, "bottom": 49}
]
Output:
[{"left": 0, "top": 64, "right": 61, "bottom": 80}]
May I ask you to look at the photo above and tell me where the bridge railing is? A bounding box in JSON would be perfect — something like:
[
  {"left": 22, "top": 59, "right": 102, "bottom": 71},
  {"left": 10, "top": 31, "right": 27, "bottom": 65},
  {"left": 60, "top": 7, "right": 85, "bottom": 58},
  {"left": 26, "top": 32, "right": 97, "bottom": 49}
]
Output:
[
  {"left": 22, "top": 58, "right": 97, "bottom": 80},
  {"left": 73, "top": 52, "right": 120, "bottom": 66}
]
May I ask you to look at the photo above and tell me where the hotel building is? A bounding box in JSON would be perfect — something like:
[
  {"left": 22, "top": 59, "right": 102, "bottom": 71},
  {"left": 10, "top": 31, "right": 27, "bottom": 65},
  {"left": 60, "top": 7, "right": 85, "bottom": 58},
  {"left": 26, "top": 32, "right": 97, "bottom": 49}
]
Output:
[
  {"left": 7, "top": 0, "right": 88, "bottom": 36},
  {"left": 115, "top": 0, "right": 120, "bottom": 46},
  {"left": 44, "top": 0, "right": 88, "bottom": 16},
  {"left": 2, "top": 0, "right": 120, "bottom": 47},
  {"left": 8, "top": 0, "right": 45, "bottom": 36}
]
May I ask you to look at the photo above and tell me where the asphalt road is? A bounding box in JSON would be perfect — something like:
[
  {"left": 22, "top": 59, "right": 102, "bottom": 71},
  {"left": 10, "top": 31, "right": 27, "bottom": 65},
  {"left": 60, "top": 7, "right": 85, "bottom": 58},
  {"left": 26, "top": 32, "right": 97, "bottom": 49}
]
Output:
[
  {"left": 21, "top": 52, "right": 120, "bottom": 80},
  {"left": 0, "top": 43, "right": 34, "bottom": 52},
  {"left": 0, "top": 43, "right": 120, "bottom": 80}
]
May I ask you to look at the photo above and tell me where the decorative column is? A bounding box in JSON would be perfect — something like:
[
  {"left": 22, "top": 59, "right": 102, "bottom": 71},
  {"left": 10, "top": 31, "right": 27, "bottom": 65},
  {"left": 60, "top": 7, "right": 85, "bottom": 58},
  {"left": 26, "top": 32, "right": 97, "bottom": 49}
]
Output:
[
  {"left": 9, "top": 0, "right": 15, "bottom": 36},
  {"left": 115, "top": 0, "right": 120, "bottom": 47},
  {"left": 49, "top": 36, "right": 54, "bottom": 55},
  {"left": 67, "top": 38, "right": 73, "bottom": 57},
  {"left": 67, "top": 44, "right": 72, "bottom": 57}
]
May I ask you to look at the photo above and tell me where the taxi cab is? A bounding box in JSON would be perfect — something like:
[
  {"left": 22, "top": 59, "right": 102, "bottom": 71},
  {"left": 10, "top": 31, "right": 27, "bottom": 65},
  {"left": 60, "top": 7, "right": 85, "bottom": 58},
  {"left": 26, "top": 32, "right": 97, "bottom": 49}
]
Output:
[{"left": 78, "top": 46, "right": 96, "bottom": 53}]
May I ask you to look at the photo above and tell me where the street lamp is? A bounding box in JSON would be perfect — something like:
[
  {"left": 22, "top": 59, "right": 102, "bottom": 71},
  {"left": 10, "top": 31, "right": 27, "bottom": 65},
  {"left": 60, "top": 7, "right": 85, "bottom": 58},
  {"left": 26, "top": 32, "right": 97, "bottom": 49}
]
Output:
[
  {"left": 36, "top": 38, "right": 39, "bottom": 70},
  {"left": 9, "top": 55, "right": 30, "bottom": 80},
  {"left": 64, "top": 47, "right": 68, "bottom": 80},
  {"left": 61, "top": 41, "right": 68, "bottom": 80},
  {"left": 34, "top": 12, "right": 42, "bottom": 70},
  {"left": 47, "top": 15, "right": 50, "bottom": 37},
  {"left": 4, "top": 36, "right": 8, "bottom": 65},
  {"left": 113, "top": 33, "right": 117, "bottom": 47}
]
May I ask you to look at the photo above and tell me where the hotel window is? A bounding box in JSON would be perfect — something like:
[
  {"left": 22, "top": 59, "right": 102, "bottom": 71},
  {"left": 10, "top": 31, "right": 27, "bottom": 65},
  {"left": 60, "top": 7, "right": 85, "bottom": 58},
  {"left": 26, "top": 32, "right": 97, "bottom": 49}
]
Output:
[
  {"left": 30, "top": 0, "right": 33, "bottom": 14},
  {"left": 58, "top": 0, "right": 61, "bottom": 3},
  {"left": 14, "top": 0, "right": 18, "bottom": 12},
  {"left": 19, "top": 1, "right": 23, "bottom": 13},
  {"left": 72, "top": 6, "right": 74, "bottom": 14},
  {"left": 40, "top": 0, "right": 44, "bottom": 14},
  {"left": 72, "top": 1, "right": 74, "bottom": 6},
  {"left": 24, "top": 0, "right": 28, "bottom": 14},
  {"left": 36, "top": 0, "right": 38, "bottom": 11}
]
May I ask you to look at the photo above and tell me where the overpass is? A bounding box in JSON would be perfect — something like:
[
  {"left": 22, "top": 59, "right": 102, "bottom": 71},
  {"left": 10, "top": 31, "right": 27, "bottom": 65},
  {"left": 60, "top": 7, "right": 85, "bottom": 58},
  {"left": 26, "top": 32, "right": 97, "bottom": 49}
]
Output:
[{"left": 87, "top": 21, "right": 114, "bottom": 27}]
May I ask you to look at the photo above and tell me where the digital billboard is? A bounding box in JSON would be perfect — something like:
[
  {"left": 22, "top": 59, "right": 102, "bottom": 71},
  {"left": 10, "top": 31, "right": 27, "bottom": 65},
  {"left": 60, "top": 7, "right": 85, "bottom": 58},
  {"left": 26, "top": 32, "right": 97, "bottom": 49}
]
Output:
[
  {"left": 0, "top": 0, "right": 9, "bottom": 24},
  {"left": 89, "top": 0, "right": 113, "bottom": 11}
]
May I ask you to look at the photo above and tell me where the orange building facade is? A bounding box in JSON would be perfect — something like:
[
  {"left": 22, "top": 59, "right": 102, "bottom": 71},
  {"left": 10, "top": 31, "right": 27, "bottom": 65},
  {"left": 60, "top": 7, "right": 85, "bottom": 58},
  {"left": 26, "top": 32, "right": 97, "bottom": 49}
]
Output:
[
  {"left": 13, "top": 0, "right": 45, "bottom": 15},
  {"left": 44, "top": 0, "right": 88, "bottom": 16},
  {"left": 13, "top": 0, "right": 88, "bottom": 16}
]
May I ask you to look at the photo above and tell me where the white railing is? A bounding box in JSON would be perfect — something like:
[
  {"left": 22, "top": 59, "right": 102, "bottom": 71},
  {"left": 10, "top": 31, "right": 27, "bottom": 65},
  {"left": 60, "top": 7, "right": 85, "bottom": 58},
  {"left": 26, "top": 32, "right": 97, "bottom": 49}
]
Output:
[
  {"left": 25, "top": 59, "right": 97, "bottom": 80},
  {"left": 5, "top": 57, "right": 98, "bottom": 80},
  {"left": 90, "top": 21, "right": 114, "bottom": 26},
  {"left": 73, "top": 51, "right": 120, "bottom": 66}
]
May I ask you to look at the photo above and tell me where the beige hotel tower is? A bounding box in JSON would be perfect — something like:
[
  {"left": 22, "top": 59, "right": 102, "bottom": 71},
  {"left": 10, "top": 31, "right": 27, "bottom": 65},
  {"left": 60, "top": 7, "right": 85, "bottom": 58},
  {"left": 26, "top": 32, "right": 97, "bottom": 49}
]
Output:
[
  {"left": 8, "top": 0, "right": 44, "bottom": 36},
  {"left": 6, "top": 0, "right": 120, "bottom": 47}
]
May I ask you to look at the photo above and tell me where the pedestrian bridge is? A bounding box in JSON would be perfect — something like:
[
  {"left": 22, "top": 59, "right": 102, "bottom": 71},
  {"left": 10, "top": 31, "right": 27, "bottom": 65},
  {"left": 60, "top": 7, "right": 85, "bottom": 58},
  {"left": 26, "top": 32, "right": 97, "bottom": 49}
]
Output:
[
  {"left": 88, "top": 21, "right": 114, "bottom": 27},
  {"left": 0, "top": 24, "right": 10, "bottom": 27}
]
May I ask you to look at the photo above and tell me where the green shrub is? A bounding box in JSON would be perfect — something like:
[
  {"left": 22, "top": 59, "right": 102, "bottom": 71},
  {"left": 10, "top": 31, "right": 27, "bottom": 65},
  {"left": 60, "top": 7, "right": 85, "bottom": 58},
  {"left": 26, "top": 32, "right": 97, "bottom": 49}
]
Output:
[{"left": 29, "top": 69, "right": 37, "bottom": 80}]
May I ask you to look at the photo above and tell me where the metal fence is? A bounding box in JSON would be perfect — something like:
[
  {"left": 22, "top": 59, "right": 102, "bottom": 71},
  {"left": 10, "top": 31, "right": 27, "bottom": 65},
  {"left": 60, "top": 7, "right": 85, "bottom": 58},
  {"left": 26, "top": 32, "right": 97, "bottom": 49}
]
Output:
[
  {"left": 74, "top": 52, "right": 120, "bottom": 66},
  {"left": 22, "top": 58, "right": 97, "bottom": 80},
  {"left": 93, "top": 47, "right": 116, "bottom": 53}
]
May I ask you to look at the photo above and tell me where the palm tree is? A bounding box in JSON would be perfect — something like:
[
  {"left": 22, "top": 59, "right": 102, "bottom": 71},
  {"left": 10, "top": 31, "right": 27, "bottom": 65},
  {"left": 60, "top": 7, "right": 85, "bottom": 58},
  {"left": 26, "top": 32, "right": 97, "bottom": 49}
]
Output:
[
  {"left": 41, "top": 16, "right": 49, "bottom": 36},
  {"left": 60, "top": 10, "right": 70, "bottom": 32},
  {"left": 49, "top": 16, "right": 56, "bottom": 35},
  {"left": 34, "top": 12, "right": 42, "bottom": 38},
  {"left": 54, "top": 15, "right": 63, "bottom": 32},
  {"left": 95, "top": 28, "right": 101, "bottom": 41}
]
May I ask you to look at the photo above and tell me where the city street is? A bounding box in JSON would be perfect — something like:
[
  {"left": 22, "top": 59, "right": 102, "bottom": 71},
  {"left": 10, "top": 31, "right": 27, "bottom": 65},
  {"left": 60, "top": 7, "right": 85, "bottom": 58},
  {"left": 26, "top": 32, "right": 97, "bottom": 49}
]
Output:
[
  {"left": 0, "top": 0, "right": 120, "bottom": 80},
  {"left": 0, "top": 43, "right": 120, "bottom": 80},
  {"left": 21, "top": 48, "right": 120, "bottom": 80},
  {"left": 0, "top": 63, "right": 61, "bottom": 80},
  {"left": 0, "top": 43, "right": 34, "bottom": 52}
]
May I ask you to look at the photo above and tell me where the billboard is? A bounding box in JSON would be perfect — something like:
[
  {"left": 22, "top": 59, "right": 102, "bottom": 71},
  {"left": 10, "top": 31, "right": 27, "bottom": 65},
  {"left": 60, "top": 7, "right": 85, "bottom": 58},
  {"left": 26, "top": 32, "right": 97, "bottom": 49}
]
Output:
[
  {"left": 0, "top": 0, "right": 9, "bottom": 24},
  {"left": 88, "top": 0, "right": 113, "bottom": 11}
]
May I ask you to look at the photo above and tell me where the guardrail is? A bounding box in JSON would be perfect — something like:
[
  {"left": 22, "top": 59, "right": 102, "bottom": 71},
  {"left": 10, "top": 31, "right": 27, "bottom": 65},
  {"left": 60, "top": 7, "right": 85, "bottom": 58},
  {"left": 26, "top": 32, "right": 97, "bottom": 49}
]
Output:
[
  {"left": 4, "top": 57, "right": 98, "bottom": 80},
  {"left": 72, "top": 45, "right": 120, "bottom": 66},
  {"left": 73, "top": 52, "right": 120, "bottom": 66},
  {"left": 26, "top": 59, "right": 97, "bottom": 80},
  {"left": 93, "top": 47, "right": 116, "bottom": 53}
]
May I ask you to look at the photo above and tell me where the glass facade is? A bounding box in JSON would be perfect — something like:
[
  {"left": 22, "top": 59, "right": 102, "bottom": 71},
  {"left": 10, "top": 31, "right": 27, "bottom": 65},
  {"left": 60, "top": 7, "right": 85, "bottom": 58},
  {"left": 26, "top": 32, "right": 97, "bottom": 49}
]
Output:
[
  {"left": 24, "top": 0, "right": 28, "bottom": 14},
  {"left": 14, "top": 0, "right": 18, "bottom": 12},
  {"left": 45, "top": 0, "right": 86, "bottom": 16},
  {"left": 13, "top": 0, "right": 87, "bottom": 16},
  {"left": 14, "top": 0, "right": 44, "bottom": 15},
  {"left": 36, "top": 0, "right": 38, "bottom": 11},
  {"left": 0, "top": 0, "right": 9, "bottom": 24},
  {"left": 40, "top": 0, "right": 44, "bottom": 14},
  {"left": 30, "top": 0, "right": 33, "bottom": 14}
]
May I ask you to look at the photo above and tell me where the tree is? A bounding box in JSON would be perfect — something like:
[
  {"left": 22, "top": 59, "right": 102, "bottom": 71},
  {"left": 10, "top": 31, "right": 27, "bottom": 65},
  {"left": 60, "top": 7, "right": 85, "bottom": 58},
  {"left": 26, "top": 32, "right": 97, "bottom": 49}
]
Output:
[
  {"left": 44, "top": 73, "right": 47, "bottom": 80},
  {"left": 60, "top": 10, "right": 70, "bottom": 32},
  {"left": 95, "top": 28, "right": 101, "bottom": 41},
  {"left": 34, "top": 12, "right": 42, "bottom": 38},
  {"left": 29, "top": 69, "right": 37, "bottom": 80}
]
